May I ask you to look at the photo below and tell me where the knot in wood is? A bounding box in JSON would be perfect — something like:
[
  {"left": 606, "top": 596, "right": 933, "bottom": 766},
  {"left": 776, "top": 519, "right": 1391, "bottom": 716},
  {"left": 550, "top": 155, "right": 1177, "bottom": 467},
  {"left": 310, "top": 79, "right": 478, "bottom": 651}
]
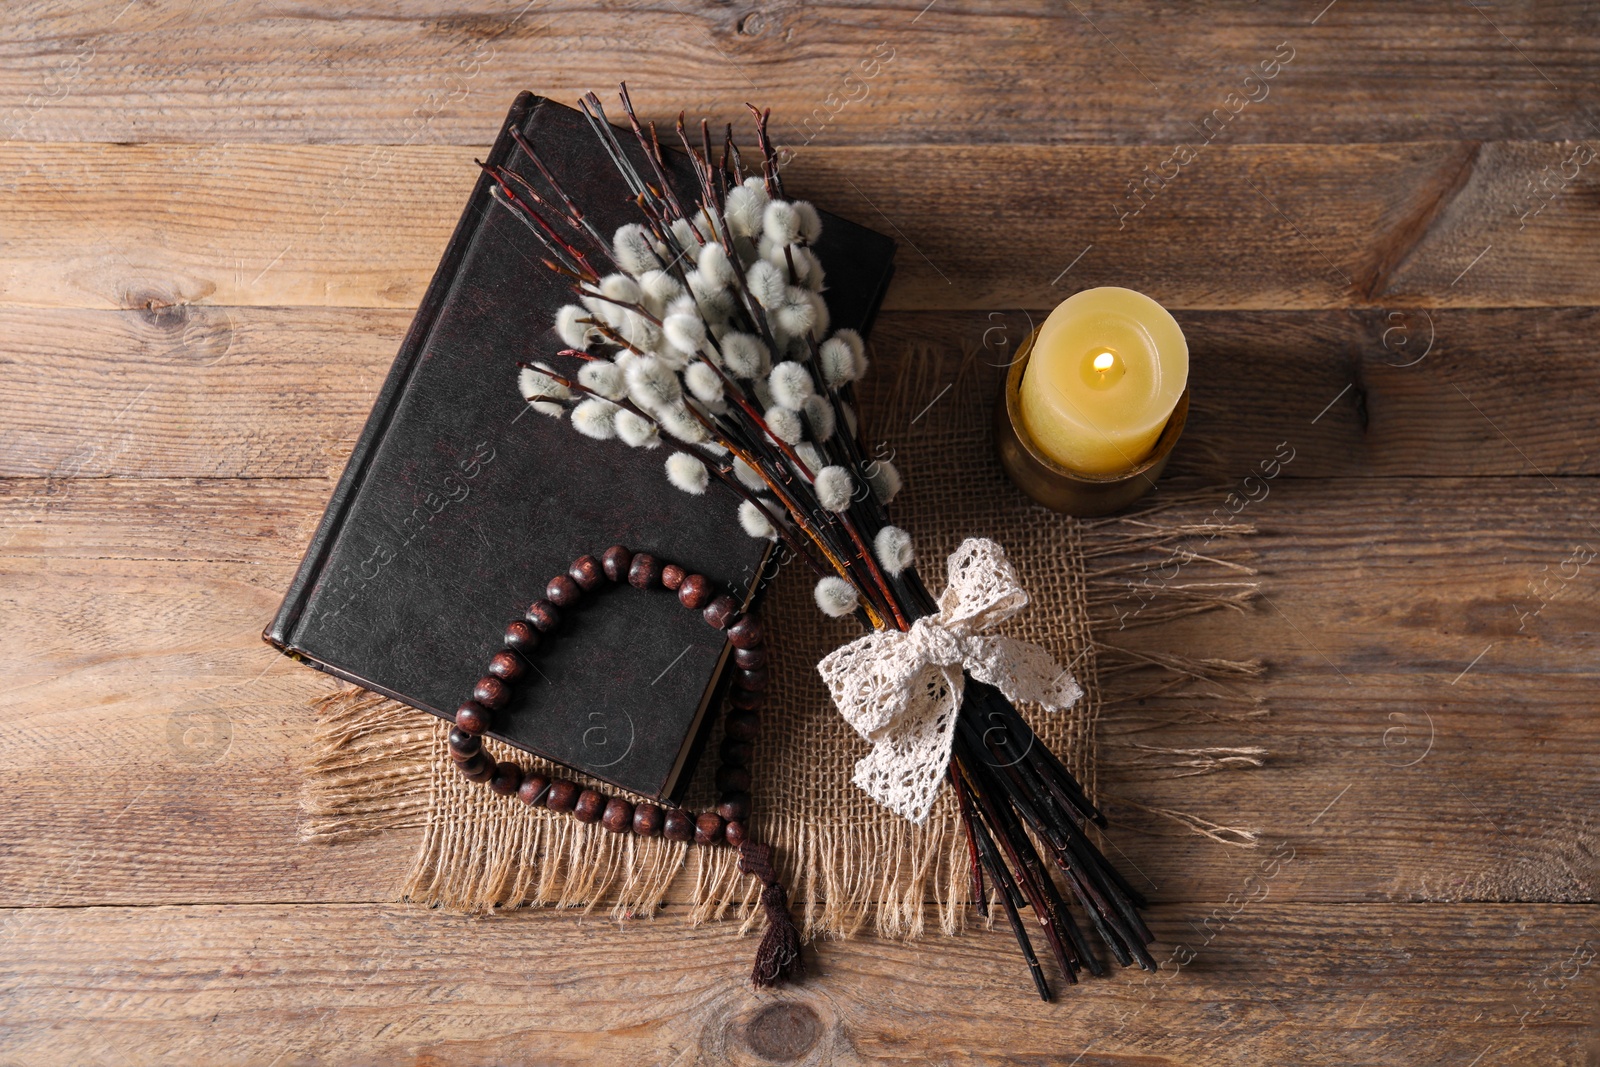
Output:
[{"left": 742, "top": 1002, "right": 822, "bottom": 1063}]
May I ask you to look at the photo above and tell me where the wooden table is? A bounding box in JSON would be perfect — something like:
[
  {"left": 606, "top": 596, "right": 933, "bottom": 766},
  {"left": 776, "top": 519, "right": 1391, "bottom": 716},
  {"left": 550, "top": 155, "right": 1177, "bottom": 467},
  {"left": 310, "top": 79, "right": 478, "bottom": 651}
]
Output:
[{"left": 3, "top": 3, "right": 1596, "bottom": 1063}]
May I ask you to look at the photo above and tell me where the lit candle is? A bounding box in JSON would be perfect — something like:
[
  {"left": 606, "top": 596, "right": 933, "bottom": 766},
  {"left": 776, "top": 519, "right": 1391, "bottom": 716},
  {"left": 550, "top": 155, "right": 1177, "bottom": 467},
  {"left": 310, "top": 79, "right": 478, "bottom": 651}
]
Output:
[{"left": 1017, "top": 287, "right": 1188, "bottom": 476}]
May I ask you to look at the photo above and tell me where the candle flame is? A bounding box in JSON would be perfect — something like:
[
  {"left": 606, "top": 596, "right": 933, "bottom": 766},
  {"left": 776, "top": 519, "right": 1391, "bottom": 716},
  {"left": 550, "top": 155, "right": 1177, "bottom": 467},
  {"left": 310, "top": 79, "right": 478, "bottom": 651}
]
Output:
[{"left": 1092, "top": 351, "right": 1116, "bottom": 373}]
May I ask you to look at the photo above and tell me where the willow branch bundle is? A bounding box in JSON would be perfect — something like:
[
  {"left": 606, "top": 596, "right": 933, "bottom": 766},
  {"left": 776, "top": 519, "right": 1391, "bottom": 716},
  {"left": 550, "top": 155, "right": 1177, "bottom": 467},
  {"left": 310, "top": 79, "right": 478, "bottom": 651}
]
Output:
[{"left": 494, "top": 84, "right": 1153, "bottom": 999}]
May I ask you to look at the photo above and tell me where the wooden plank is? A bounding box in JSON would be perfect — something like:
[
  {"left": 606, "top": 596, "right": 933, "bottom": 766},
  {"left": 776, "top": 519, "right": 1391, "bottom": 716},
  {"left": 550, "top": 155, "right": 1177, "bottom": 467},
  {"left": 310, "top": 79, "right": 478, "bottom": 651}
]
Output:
[
  {"left": 1, "top": 2, "right": 1597, "bottom": 147},
  {"left": 0, "top": 477, "right": 335, "bottom": 563},
  {"left": 1, "top": 477, "right": 1594, "bottom": 908},
  {"left": 893, "top": 306, "right": 1600, "bottom": 478},
  {"left": 3, "top": 141, "right": 1600, "bottom": 312},
  {"left": 4, "top": 305, "right": 1599, "bottom": 480},
  {"left": 0, "top": 143, "right": 475, "bottom": 312},
  {"left": 0, "top": 902, "right": 1589, "bottom": 1065},
  {"left": 4, "top": 5, "right": 1594, "bottom": 1059},
  {"left": 1091, "top": 473, "right": 1600, "bottom": 906},
  {"left": 0, "top": 306, "right": 395, "bottom": 480},
  {"left": 0, "top": 543, "right": 411, "bottom": 906}
]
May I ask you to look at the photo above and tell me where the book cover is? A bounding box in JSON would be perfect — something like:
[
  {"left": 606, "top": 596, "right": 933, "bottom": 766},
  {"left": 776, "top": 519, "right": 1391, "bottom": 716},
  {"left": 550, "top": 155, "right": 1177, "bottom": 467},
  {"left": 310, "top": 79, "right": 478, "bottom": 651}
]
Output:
[{"left": 265, "top": 92, "right": 896, "bottom": 802}]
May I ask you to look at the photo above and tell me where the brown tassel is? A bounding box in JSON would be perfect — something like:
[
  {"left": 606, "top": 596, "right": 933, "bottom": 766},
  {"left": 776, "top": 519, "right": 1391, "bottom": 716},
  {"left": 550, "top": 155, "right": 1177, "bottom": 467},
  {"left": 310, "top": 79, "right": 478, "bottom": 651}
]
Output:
[{"left": 738, "top": 841, "right": 805, "bottom": 987}]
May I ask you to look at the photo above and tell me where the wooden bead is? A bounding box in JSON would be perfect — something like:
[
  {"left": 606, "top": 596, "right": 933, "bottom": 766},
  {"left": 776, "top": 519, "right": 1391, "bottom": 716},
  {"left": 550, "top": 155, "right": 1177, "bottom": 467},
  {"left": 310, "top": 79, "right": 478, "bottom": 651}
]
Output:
[
  {"left": 488, "top": 650, "right": 527, "bottom": 682},
  {"left": 461, "top": 762, "right": 497, "bottom": 784},
  {"left": 526, "top": 598, "right": 561, "bottom": 632},
  {"left": 725, "top": 710, "right": 760, "bottom": 743},
  {"left": 490, "top": 761, "right": 524, "bottom": 796},
  {"left": 569, "top": 555, "right": 604, "bottom": 591},
  {"left": 724, "top": 819, "right": 748, "bottom": 848},
  {"left": 458, "top": 751, "right": 494, "bottom": 782},
  {"left": 601, "top": 796, "right": 634, "bottom": 834},
  {"left": 504, "top": 619, "right": 539, "bottom": 654},
  {"left": 573, "top": 789, "right": 606, "bottom": 823},
  {"left": 678, "top": 574, "right": 712, "bottom": 610},
  {"left": 660, "top": 563, "right": 686, "bottom": 590},
  {"left": 716, "top": 766, "right": 752, "bottom": 793},
  {"left": 694, "top": 811, "right": 726, "bottom": 845},
  {"left": 727, "top": 614, "right": 764, "bottom": 649},
  {"left": 662, "top": 808, "right": 694, "bottom": 842},
  {"left": 546, "top": 574, "right": 581, "bottom": 607},
  {"left": 545, "top": 779, "right": 579, "bottom": 812},
  {"left": 717, "top": 791, "right": 750, "bottom": 822},
  {"left": 454, "top": 700, "right": 490, "bottom": 735},
  {"left": 628, "top": 552, "right": 661, "bottom": 590},
  {"left": 735, "top": 666, "right": 768, "bottom": 692},
  {"left": 632, "top": 802, "right": 663, "bottom": 837},
  {"left": 602, "top": 545, "right": 633, "bottom": 582},
  {"left": 448, "top": 727, "right": 482, "bottom": 758},
  {"left": 702, "top": 595, "right": 737, "bottom": 629},
  {"left": 733, "top": 645, "right": 767, "bottom": 669},
  {"left": 719, "top": 738, "right": 753, "bottom": 767},
  {"left": 731, "top": 688, "right": 764, "bottom": 711},
  {"left": 473, "top": 675, "right": 511, "bottom": 710},
  {"left": 518, "top": 773, "right": 551, "bottom": 807}
]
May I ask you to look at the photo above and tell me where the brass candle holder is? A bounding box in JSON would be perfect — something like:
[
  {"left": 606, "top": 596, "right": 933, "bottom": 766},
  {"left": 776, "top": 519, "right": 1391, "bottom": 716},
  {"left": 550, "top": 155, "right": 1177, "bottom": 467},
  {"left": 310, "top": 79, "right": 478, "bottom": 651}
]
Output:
[{"left": 994, "top": 331, "right": 1188, "bottom": 517}]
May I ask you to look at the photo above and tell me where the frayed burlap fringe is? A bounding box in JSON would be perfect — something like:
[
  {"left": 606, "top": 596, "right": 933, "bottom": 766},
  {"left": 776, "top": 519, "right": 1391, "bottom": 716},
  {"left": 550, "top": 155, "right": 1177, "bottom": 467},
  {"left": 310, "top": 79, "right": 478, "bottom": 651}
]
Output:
[
  {"left": 1084, "top": 487, "right": 1270, "bottom": 845},
  {"left": 298, "top": 344, "right": 1270, "bottom": 938},
  {"left": 1111, "top": 798, "right": 1264, "bottom": 848},
  {"left": 301, "top": 689, "right": 974, "bottom": 938},
  {"left": 300, "top": 689, "right": 433, "bottom": 841},
  {"left": 405, "top": 739, "right": 698, "bottom": 921}
]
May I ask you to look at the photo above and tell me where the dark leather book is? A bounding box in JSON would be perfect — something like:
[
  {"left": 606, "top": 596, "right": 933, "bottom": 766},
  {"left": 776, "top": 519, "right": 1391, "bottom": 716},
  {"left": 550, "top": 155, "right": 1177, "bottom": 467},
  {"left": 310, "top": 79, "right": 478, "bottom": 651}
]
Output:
[{"left": 264, "top": 92, "right": 896, "bottom": 803}]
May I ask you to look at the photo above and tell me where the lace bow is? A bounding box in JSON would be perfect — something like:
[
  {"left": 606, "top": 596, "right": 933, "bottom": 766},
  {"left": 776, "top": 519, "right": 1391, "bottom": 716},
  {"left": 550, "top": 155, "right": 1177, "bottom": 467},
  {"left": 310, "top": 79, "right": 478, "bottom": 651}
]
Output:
[{"left": 816, "top": 538, "right": 1083, "bottom": 824}]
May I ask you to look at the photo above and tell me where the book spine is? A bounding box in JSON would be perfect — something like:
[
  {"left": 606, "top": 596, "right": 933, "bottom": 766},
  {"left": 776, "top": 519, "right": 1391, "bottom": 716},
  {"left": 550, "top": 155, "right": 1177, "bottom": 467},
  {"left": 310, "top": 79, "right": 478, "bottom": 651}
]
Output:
[{"left": 263, "top": 91, "right": 542, "bottom": 650}]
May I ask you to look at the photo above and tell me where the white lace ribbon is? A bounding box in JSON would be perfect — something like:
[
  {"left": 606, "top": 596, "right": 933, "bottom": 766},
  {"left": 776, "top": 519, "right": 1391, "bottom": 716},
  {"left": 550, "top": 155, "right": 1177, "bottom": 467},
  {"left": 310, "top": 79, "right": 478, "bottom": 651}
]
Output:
[{"left": 816, "top": 538, "right": 1083, "bottom": 824}]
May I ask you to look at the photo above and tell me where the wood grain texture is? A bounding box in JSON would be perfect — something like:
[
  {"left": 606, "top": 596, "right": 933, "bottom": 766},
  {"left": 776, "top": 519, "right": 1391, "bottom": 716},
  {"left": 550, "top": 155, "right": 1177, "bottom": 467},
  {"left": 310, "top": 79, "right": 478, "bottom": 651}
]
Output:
[
  {"left": 0, "top": 903, "right": 1591, "bottom": 1066},
  {"left": 4, "top": 2, "right": 1599, "bottom": 1061},
  {"left": 895, "top": 306, "right": 1600, "bottom": 478},
  {"left": 0, "top": 542, "right": 408, "bottom": 906},
  {"left": 2, "top": 476, "right": 1594, "bottom": 909},
  {"left": 0, "top": 306, "right": 392, "bottom": 479},
  {"left": 1, "top": 1, "right": 1597, "bottom": 147},
  {"left": 4, "top": 141, "right": 1600, "bottom": 311},
  {"left": 4, "top": 305, "right": 1599, "bottom": 479}
]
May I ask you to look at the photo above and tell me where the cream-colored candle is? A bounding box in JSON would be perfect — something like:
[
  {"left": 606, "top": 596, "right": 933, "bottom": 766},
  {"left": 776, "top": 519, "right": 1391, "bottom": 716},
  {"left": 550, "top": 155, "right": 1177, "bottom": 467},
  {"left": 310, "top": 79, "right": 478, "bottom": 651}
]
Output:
[{"left": 1018, "top": 287, "right": 1188, "bottom": 476}]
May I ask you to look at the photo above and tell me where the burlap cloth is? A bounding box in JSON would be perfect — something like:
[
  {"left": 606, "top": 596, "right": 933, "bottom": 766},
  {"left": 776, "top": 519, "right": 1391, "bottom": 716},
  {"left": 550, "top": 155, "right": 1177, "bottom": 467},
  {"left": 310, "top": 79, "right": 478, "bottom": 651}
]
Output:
[{"left": 302, "top": 349, "right": 1262, "bottom": 940}]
